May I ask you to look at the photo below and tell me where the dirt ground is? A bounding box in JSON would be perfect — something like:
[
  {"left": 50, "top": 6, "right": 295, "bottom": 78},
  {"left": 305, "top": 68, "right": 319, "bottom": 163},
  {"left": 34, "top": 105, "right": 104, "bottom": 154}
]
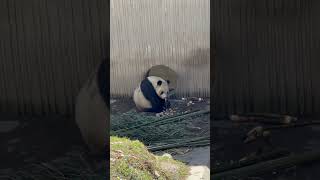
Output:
[{"left": 213, "top": 118, "right": 320, "bottom": 180}]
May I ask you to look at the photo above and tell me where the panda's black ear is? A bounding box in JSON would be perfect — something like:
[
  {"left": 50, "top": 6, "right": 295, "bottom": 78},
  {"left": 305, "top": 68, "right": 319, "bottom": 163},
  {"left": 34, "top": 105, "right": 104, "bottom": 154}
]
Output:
[{"left": 157, "top": 80, "right": 162, "bottom": 86}]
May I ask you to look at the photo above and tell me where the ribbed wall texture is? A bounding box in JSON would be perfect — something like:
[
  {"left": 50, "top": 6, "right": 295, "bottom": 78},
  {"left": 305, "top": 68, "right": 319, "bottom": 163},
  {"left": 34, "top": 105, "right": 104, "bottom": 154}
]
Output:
[
  {"left": 0, "top": 0, "right": 109, "bottom": 116},
  {"left": 213, "top": 0, "right": 320, "bottom": 116},
  {"left": 110, "top": 0, "right": 210, "bottom": 98}
]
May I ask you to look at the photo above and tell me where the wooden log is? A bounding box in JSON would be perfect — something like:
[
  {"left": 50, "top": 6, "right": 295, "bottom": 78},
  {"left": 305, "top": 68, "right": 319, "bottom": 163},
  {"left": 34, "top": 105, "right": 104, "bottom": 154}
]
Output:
[
  {"left": 212, "top": 151, "right": 320, "bottom": 179},
  {"left": 244, "top": 121, "right": 320, "bottom": 143},
  {"left": 145, "top": 65, "right": 178, "bottom": 92},
  {"left": 242, "top": 113, "right": 296, "bottom": 120}
]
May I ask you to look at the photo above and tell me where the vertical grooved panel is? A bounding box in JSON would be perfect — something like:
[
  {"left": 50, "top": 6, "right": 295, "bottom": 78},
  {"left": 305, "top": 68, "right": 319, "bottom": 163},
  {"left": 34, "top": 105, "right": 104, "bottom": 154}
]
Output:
[
  {"left": 0, "top": 0, "right": 109, "bottom": 116},
  {"left": 213, "top": 0, "right": 320, "bottom": 116},
  {"left": 110, "top": 0, "right": 210, "bottom": 98}
]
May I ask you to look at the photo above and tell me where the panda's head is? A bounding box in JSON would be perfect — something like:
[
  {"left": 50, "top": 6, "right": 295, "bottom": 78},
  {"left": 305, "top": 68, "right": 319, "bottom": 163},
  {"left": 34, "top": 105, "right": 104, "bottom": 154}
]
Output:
[{"left": 147, "top": 76, "right": 169, "bottom": 100}]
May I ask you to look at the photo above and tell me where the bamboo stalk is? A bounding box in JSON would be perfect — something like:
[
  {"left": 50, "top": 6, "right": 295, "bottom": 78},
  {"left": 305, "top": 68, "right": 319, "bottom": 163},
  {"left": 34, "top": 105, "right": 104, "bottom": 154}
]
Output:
[
  {"left": 212, "top": 151, "right": 320, "bottom": 179},
  {"left": 230, "top": 114, "right": 297, "bottom": 124},
  {"left": 114, "top": 109, "right": 210, "bottom": 134},
  {"left": 148, "top": 140, "right": 210, "bottom": 151},
  {"left": 266, "top": 121, "right": 320, "bottom": 131},
  {"left": 149, "top": 136, "right": 210, "bottom": 145},
  {"left": 240, "top": 113, "right": 295, "bottom": 119}
]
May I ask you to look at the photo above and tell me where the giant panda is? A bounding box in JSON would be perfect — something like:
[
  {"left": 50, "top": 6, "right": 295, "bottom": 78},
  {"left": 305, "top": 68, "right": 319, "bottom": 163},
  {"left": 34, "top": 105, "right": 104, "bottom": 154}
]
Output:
[
  {"left": 75, "top": 59, "right": 109, "bottom": 155},
  {"left": 133, "top": 76, "right": 170, "bottom": 113}
]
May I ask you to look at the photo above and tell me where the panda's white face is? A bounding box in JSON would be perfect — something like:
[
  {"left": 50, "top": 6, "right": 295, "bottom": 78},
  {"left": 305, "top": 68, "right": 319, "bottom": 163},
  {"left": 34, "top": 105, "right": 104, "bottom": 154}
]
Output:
[{"left": 147, "top": 76, "right": 169, "bottom": 100}]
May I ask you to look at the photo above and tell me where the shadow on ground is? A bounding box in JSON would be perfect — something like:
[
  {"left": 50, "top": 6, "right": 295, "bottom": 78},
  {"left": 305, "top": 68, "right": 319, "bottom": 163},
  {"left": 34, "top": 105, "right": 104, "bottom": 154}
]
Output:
[{"left": 0, "top": 115, "right": 104, "bottom": 179}]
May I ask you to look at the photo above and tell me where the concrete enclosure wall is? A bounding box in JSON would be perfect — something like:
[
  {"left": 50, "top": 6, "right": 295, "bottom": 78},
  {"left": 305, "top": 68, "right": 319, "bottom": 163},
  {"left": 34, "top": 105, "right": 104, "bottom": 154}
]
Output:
[
  {"left": 0, "top": 0, "right": 209, "bottom": 116},
  {"left": 110, "top": 0, "right": 210, "bottom": 98},
  {"left": 213, "top": 0, "right": 320, "bottom": 116},
  {"left": 0, "top": 0, "right": 109, "bottom": 116}
]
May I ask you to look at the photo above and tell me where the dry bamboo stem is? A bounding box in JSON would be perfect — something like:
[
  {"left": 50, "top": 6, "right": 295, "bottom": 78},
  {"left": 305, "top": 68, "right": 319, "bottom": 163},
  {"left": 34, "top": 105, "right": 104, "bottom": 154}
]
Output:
[{"left": 212, "top": 151, "right": 320, "bottom": 179}]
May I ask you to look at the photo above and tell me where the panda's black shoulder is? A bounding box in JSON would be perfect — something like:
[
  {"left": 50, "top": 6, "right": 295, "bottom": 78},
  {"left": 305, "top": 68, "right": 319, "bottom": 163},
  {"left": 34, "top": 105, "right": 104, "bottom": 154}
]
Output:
[
  {"left": 140, "top": 78, "right": 157, "bottom": 100},
  {"left": 140, "top": 78, "right": 165, "bottom": 113}
]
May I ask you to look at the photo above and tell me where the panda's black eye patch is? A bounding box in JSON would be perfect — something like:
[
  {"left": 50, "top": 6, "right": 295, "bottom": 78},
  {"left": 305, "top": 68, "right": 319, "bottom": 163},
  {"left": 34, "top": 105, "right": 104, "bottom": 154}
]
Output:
[
  {"left": 157, "top": 80, "right": 162, "bottom": 86},
  {"left": 160, "top": 91, "right": 164, "bottom": 95},
  {"left": 167, "top": 80, "right": 170, "bottom": 84}
]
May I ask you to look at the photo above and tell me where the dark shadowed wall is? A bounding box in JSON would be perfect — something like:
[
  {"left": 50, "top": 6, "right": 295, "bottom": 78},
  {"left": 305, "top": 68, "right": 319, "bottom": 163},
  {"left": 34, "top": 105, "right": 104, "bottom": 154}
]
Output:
[
  {"left": 0, "top": 0, "right": 109, "bottom": 116},
  {"left": 213, "top": 0, "right": 320, "bottom": 116}
]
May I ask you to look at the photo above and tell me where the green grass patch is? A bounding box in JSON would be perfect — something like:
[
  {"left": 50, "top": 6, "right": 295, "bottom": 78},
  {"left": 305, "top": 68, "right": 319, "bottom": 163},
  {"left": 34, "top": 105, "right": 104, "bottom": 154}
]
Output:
[{"left": 110, "top": 136, "right": 189, "bottom": 180}]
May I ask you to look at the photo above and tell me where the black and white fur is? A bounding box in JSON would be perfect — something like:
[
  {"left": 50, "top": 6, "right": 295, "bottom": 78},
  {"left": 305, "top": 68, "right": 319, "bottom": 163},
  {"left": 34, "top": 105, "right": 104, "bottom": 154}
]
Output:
[
  {"left": 133, "top": 76, "right": 170, "bottom": 113},
  {"left": 75, "top": 59, "right": 109, "bottom": 154}
]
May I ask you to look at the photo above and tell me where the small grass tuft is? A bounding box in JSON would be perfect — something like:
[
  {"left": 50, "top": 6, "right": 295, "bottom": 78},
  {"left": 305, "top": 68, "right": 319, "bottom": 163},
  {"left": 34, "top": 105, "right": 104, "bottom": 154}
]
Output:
[{"left": 110, "top": 136, "right": 189, "bottom": 180}]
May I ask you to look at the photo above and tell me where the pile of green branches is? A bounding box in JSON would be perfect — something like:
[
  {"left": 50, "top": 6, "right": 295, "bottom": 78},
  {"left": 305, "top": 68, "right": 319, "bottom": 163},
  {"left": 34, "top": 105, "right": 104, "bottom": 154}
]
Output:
[{"left": 111, "top": 108, "right": 210, "bottom": 151}]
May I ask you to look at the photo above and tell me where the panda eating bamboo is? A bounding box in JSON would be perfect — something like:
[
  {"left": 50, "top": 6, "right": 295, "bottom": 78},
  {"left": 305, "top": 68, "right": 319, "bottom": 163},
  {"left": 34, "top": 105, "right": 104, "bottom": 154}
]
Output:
[{"left": 133, "top": 76, "right": 171, "bottom": 113}]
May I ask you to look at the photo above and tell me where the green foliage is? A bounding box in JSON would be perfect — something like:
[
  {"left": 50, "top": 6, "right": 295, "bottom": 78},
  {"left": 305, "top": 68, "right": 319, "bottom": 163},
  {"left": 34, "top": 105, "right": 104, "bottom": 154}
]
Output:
[{"left": 110, "top": 107, "right": 210, "bottom": 150}]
